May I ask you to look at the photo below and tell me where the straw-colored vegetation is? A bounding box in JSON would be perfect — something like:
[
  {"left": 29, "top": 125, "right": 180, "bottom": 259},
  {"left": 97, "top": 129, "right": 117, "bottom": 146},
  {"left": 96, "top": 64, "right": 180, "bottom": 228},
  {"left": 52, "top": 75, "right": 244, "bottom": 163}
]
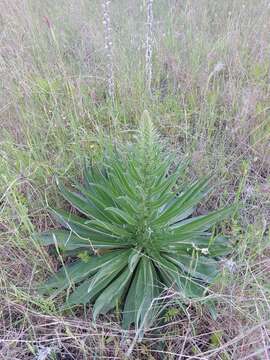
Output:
[{"left": 1, "top": 0, "right": 269, "bottom": 359}]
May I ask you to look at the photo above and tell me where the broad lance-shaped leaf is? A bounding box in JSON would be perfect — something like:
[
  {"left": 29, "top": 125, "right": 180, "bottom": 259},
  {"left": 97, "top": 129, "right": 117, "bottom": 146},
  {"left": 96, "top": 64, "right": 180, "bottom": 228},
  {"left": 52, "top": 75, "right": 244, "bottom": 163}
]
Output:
[
  {"left": 153, "top": 177, "right": 210, "bottom": 226},
  {"left": 50, "top": 208, "right": 109, "bottom": 237},
  {"left": 90, "top": 250, "right": 141, "bottom": 318},
  {"left": 160, "top": 233, "right": 232, "bottom": 256},
  {"left": 149, "top": 191, "right": 174, "bottom": 211},
  {"left": 163, "top": 253, "right": 219, "bottom": 283},
  {"left": 38, "top": 260, "right": 88, "bottom": 295},
  {"left": 34, "top": 230, "right": 127, "bottom": 250},
  {"left": 84, "top": 164, "right": 107, "bottom": 190},
  {"left": 105, "top": 207, "right": 137, "bottom": 226},
  {"left": 150, "top": 171, "right": 179, "bottom": 198},
  {"left": 59, "top": 180, "right": 122, "bottom": 225},
  {"left": 208, "top": 235, "right": 232, "bottom": 256},
  {"left": 134, "top": 257, "right": 161, "bottom": 332},
  {"left": 50, "top": 208, "right": 119, "bottom": 239},
  {"left": 82, "top": 182, "right": 116, "bottom": 208},
  {"left": 66, "top": 270, "right": 119, "bottom": 306},
  {"left": 161, "top": 267, "right": 206, "bottom": 299},
  {"left": 111, "top": 161, "right": 137, "bottom": 199},
  {"left": 123, "top": 256, "right": 161, "bottom": 332},
  {"left": 170, "top": 206, "right": 234, "bottom": 232},
  {"left": 66, "top": 249, "right": 133, "bottom": 306},
  {"left": 115, "top": 195, "right": 139, "bottom": 216},
  {"left": 75, "top": 183, "right": 126, "bottom": 226},
  {"left": 93, "top": 267, "right": 133, "bottom": 319},
  {"left": 128, "top": 248, "right": 142, "bottom": 272},
  {"left": 122, "top": 264, "right": 140, "bottom": 329},
  {"left": 50, "top": 208, "right": 94, "bottom": 235},
  {"left": 39, "top": 250, "right": 124, "bottom": 295},
  {"left": 87, "top": 249, "right": 131, "bottom": 293},
  {"left": 88, "top": 218, "right": 131, "bottom": 237},
  {"left": 57, "top": 180, "right": 108, "bottom": 222},
  {"left": 155, "top": 253, "right": 206, "bottom": 298}
]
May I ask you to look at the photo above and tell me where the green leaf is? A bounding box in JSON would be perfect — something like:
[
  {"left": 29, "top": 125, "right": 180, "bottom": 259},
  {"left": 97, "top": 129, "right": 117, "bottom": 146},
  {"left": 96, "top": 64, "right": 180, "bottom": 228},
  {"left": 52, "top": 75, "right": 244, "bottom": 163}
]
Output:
[
  {"left": 154, "top": 177, "right": 211, "bottom": 225},
  {"left": 122, "top": 265, "right": 140, "bottom": 329},
  {"left": 66, "top": 250, "right": 132, "bottom": 306},
  {"left": 57, "top": 180, "right": 108, "bottom": 222},
  {"left": 170, "top": 206, "right": 234, "bottom": 233},
  {"left": 93, "top": 267, "right": 133, "bottom": 318},
  {"left": 105, "top": 207, "right": 137, "bottom": 226},
  {"left": 33, "top": 230, "right": 127, "bottom": 250},
  {"left": 156, "top": 254, "right": 206, "bottom": 298},
  {"left": 134, "top": 257, "right": 160, "bottom": 333},
  {"left": 39, "top": 251, "right": 123, "bottom": 295},
  {"left": 128, "top": 248, "right": 142, "bottom": 272},
  {"left": 72, "top": 183, "right": 122, "bottom": 224},
  {"left": 50, "top": 208, "right": 120, "bottom": 240},
  {"left": 111, "top": 161, "right": 137, "bottom": 199},
  {"left": 164, "top": 253, "right": 219, "bottom": 283},
  {"left": 88, "top": 218, "right": 131, "bottom": 237},
  {"left": 87, "top": 249, "right": 131, "bottom": 294},
  {"left": 66, "top": 270, "right": 118, "bottom": 306},
  {"left": 115, "top": 195, "right": 139, "bottom": 215}
]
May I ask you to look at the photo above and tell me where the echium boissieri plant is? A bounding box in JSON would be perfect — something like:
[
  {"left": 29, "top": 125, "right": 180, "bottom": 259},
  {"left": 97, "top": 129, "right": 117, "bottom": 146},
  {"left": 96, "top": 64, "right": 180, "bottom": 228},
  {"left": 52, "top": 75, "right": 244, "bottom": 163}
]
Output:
[{"left": 35, "top": 111, "right": 233, "bottom": 334}]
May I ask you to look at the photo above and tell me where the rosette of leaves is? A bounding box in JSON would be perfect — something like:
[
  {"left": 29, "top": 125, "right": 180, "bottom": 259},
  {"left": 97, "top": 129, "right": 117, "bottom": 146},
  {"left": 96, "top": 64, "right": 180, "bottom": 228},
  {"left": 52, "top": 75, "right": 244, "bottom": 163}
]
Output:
[{"left": 35, "top": 111, "right": 233, "bottom": 333}]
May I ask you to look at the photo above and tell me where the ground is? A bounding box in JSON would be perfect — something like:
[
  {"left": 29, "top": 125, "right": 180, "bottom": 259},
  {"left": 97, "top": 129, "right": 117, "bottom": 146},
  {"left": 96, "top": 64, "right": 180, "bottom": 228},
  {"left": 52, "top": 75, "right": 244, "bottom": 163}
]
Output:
[{"left": 0, "top": 0, "right": 269, "bottom": 359}]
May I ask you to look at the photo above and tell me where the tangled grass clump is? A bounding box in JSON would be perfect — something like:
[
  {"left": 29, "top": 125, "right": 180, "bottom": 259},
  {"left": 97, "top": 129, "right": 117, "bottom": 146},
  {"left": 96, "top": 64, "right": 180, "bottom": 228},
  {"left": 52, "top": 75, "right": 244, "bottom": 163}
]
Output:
[{"left": 35, "top": 111, "right": 233, "bottom": 334}]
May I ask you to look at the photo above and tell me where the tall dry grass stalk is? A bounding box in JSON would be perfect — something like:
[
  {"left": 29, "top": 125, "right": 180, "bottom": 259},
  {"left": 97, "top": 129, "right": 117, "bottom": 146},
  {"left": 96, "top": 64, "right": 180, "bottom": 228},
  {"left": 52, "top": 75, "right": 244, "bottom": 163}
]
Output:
[
  {"left": 145, "top": 0, "right": 153, "bottom": 94},
  {"left": 102, "top": 0, "right": 115, "bottom": 101}
]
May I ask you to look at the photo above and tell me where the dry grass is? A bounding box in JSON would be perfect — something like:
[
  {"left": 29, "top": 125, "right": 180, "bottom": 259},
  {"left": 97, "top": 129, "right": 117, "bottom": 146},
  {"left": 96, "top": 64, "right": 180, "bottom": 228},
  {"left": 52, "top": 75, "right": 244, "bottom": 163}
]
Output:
[{"left": 1, "top": 0, "right": 270, "bottom": 358}]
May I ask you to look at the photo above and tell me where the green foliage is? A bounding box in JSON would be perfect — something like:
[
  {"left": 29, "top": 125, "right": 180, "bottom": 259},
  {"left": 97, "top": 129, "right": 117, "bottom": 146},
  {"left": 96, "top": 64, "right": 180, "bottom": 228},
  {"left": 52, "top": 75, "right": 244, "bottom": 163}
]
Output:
[
  {"left": 31, "top": 77, "right": 61, "bottom": 103},
  {"left": 164, "top": 307, "right": 182, "bottom": 322},
  {"left": 34, "top": 111, "right": 233, "bottom": 334}
]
